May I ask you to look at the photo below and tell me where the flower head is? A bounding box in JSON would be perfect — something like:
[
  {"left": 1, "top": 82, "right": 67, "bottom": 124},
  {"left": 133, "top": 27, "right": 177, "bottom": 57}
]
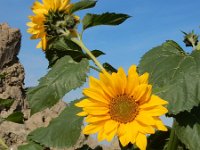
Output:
[
  {"left": 76, "top": 65, "right": 168, "bottom": 150},
  {"left": 27, "top": 0, "right": 79, "bottom": 50}
]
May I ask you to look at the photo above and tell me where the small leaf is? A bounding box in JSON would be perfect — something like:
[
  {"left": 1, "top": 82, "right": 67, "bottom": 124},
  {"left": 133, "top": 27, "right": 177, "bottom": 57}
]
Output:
[
  {"left": 0, "top": 98, "right": 14, "bottom": 110},
  {"left": 88, "top": 50, "right": 105, "bottom": 58},
  {"left": 28, "top": 100, "right": 84, "bottom": 148},
  {"left": 5, "top": 111, "right": 24, "bottom": 124},
  {"left": 82, "top": 12, "right": 130, "bottom": 30},
  {"left": 18, "top": 142, "right": 44, "bottom": 150},
  {"left": 103, "top": 62, "right": 117, "bottom": 73},
  {"left": 138, "top": 40, "right": 200, "bottom": 114},
  {"left": 46, "top": 36, "right": 84, "bottom": 67},
  {"left": 174, "top": 105, "right": 200, "bottom": 150},
  {"left": 27, "top": 56, "right": 89, "bottom": 115},
  {"left": 70, "top": 0, "right": 97, "bottom": 13}
]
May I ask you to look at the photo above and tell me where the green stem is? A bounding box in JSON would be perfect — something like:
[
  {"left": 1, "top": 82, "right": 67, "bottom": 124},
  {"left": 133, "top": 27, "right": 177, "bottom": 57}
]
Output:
[
  {"left": 167, "top": 120, "right": 179, "bottom": 150},
  {"left": 89, "top": 66, "right": 102, "bottom": 73},
  {"left": 71, "top": 38, "right": 105, "bottom": 71}
]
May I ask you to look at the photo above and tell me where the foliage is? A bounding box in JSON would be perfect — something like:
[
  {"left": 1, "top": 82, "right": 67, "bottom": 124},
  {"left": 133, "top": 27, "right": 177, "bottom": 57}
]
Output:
[{"left": 27, "top": 100, "right": 84, "bottom": 148}]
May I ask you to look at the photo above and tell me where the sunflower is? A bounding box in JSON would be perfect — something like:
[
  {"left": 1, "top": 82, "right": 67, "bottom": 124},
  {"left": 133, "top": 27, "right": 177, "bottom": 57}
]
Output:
[
  {"left": 27, "top": 0, "right": 79, "bottom": 50},
  {"left": 76, "top": 65, "right": 168, "bottom": 150}
]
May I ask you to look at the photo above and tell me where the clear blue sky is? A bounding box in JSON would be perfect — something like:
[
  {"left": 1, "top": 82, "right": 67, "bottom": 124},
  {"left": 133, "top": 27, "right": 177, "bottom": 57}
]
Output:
[{"left": 1, "top": 0, "right": 200, "bottom": 126}]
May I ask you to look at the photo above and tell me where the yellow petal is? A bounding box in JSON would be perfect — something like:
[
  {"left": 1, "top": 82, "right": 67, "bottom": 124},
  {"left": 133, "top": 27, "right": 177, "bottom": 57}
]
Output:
[
  {"left": 125, "top": 65, "right": 139, "bottom": 95},
  {"left": 83, "top": 123, "right": 103, "bottom": 134},
  {"left": 36, "top": 40, "right": 42, "bottom": 48},
  {"left": 83, "top": 107, "right": 109, "bottom": 115},
  {"left": 104, "top": 120, "right": 119, "bottom": 134},
  {"left": 140, "top": 94, "right": 168, "bottom": 108},
  {"left": 86, "top": 115, "right": 110, "bottom": 123},
  {"left": 153, "top": 117, "right": 168, "bottom": 131},
  {"left": 83, "top": 88, "right": 109, "bottom": 104},
  {"left": 106, "top": 127, "right": 117, "bottom": 142},
  {"left": 76, "top": 111, "right": 88, "bottom": 116},
  {"left": 136, "top": 133, "right": 147, "bottom": 150},
  {"left": 75, "top": 99, "right": 107, "bottom": 108},
  {"left": 135, "top": 120, "right": 155, "bottom": 134},
  {"left": 139, "top": 72, "right": 149, "bottom": 84},
  {"left": 141, "top": 106, "right": 168, "bottom": 116},
  {"left": 131, "top": 84, "right": 148, "bottom": 101},
  {"left": 119, "top": 134, "right": 129, "bottom": 147},
  {"left": 135, "top": 113, "right": 155, "bottom": 125}
]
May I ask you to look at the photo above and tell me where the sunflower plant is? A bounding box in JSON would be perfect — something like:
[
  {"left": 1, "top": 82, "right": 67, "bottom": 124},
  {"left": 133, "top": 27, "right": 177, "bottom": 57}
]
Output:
[{"left": 18, "top": 0, "right": 200, "bottom": 150}]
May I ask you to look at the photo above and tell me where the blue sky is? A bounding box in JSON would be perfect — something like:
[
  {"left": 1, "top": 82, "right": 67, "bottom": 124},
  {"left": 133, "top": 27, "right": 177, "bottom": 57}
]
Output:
[{"left": 1, "top": 0, "right": 200, "bottom": 126}]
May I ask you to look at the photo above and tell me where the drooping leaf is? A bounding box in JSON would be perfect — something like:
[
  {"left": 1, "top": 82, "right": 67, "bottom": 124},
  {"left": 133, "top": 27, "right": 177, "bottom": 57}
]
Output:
[
  {"left": 27, "top": 56, "right": 89, "bottom": 115},
  {"left": 18, "top": 142, "right": 44, "bottom": 150},
  {"left": 70, "top": 0, "right": 97, "bottom": 13},
  {"left": 82, "top": 13, "right": 130, "bottom": 30},
  {"left": 174, "top": 105, "right": 200, "bottom": 150},
  {"left": 138, "top": 40, "right": 200, "bottom": 114},
  {"left": 89, "top": 50, "right": 105, "bottom": 58},
  {"left": 46, "top": 36, "right": 84, "bottom": 67},
  {"left": 28, "top": 100, "right": 84, "bottom": 148},
  {"left": 0, "top": 98, "right": 14, "bottom": 110},
  {"left": 103, "top": 62, "right": 117, "bottom": 73},
  {"left": 5, "top": 111, "right": 24, "bottom": 124}
]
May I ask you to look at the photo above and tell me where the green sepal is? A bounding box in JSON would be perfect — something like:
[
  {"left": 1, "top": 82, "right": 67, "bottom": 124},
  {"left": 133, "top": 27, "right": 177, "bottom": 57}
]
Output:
[
  {"left": 70, "top": 0, "right": 97, "bottom": 13},
  {"left": 82, "top": 12, "right": 130, "bottom": 30},
  {"left": 27, "top": 56, "right": 89, "bottom": 115},
  {"left": 139, "top": 40, "right": 200, "bottom": 115},
  {"left": 27, "top": 99, "right": 84, "bottom": 148}
]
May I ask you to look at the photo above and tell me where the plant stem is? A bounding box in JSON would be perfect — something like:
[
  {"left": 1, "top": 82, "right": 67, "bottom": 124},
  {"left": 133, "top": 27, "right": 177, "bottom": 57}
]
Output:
[
  {"left": 71, "top": 38, "right": 105, "bottom": 71},
  {"left": 89, "top": 66, "right": 102, "bottom": 73},
  {"left": 167, "top": 120, "right": 179, "bottom": 150}
]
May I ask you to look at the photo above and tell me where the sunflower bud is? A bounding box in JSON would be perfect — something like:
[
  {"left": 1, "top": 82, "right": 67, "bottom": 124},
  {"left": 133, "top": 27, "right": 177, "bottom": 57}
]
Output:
[{"left": 182, "top": 31, "right": 199, "bottom": 47}]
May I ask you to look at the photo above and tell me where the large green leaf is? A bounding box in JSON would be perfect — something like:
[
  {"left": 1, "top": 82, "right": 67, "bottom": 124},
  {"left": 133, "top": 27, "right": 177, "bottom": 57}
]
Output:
[
  {"left": 18, "top": 142, "right": 43, "bottom": 150},
  {"left": 28, "top": 100, "right": 84, "bottom": 148},
  {"left": 138, "top": 40, "right": 200, "bottom": 114},
  {"left": 174, "top": 105, "right": 200, "bottom": 150},
  {"left": 5, "top": 111, "right": 24, "bottom": 124},
  {"left": 82, "top": 12, "right": 130, "bottom": 30},
  {"left": 70, "top": 0, "right": 97, "bottom": 13},
  {"left": 27, "top": 56, "right": 89, "bottom": 115}
]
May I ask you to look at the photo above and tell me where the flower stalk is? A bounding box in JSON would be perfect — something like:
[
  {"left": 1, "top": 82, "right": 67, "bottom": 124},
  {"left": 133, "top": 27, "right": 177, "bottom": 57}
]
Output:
[
  {"left": 71, "top": 37, "right": 105, "bottom": 71},
  {"left": 167, "top": 120, "right": 180, "bottom": 150}
]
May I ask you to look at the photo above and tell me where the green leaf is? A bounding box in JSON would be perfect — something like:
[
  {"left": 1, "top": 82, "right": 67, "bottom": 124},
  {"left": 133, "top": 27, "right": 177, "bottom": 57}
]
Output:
[
  {"left": 103, "top": 62, "right": 117, "bottom": 73},
  {"left": 89, "top": 50, "right": 105, "bottom": 58},
  {"left": 0, "top": 98, "right": 14, "bottom": 110},
  {"left": 27, "top": 56, "right": 89, "bottom": 115},
  {"left": 174, "top": 105, "right": 200, "bottom": 150},
  {"left": 82, "top": 12, "right": 130, "bottom": 30},
  {"left": 18, "top": 142, "right": 44, "bottom": 150},
  {"left": 28, "top": 100, "right": 84, "bottom": 148},
  {"left": 46, "top": 36, "right": 84, "bottom": 67},
  {"left": 5, "top": 111, "right": 24, "bottom": 124},
  {"left": 138, "top": 40, "right": 200, "bottom": 114},
  {"left": 70, "top": 0, "right": 97, "bottom": 13}
]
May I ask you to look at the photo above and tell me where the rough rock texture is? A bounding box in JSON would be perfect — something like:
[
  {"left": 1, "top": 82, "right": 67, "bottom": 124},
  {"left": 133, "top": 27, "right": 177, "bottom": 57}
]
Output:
[{"left": 0, "top": 23, "right": 120, "bottom": 150}]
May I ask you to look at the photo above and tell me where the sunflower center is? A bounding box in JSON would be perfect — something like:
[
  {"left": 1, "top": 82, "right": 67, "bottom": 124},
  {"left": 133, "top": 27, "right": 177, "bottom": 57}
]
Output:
[
  {"left": 109, "top": 95, "right": 138, "bottom": 124},
  {"left": 44, "top": 11, "right": 78, "bottom": 37}
]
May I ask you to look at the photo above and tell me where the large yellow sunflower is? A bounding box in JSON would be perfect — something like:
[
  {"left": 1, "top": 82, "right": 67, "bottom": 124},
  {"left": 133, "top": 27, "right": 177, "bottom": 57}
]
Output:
[
  {"left": 27, "top": 0, "right": 79, "bottom": 50},
  {"left": 76, "top": 65, "right": 168, "bottom": 150}
]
